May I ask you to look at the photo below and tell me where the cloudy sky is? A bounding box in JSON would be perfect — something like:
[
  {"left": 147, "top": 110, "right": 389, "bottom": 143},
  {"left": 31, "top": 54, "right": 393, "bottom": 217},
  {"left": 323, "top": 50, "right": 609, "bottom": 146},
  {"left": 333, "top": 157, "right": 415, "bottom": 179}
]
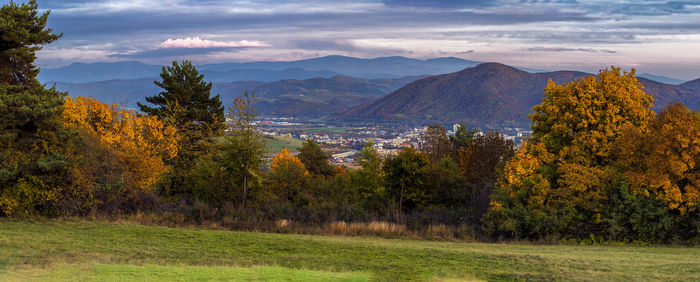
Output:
[{"left": 33, "top": 0, "right": 700, "bottom": 80}]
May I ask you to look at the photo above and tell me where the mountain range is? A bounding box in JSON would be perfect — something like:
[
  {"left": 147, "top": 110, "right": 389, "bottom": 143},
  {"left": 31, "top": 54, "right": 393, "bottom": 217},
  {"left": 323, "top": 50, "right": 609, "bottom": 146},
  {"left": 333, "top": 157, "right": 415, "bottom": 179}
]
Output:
[
  {"left": 38, "top": 56, "right": 483, "bottom": 83},
  {"left": 44, "top": 55, "right": 700, "bottom": 126},
  {"left": 51, "top": 75, "right": 424, "bottom": 116},
  {"left": 339, "top": 63, "right": 700, "bottom": 126}
]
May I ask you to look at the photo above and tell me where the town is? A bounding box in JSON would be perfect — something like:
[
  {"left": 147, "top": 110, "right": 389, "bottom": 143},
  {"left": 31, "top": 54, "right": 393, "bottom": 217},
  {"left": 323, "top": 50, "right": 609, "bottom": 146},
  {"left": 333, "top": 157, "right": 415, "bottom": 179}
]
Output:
[{"left": 252, "top": 117, "right": 531, "bottom": 167}]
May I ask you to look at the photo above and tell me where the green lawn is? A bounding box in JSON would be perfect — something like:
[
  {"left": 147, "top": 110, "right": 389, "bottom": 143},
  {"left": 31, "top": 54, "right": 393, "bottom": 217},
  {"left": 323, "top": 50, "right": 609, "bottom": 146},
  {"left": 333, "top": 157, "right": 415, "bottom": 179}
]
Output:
[
  {"left": 1, "top": 219, "right": 699, "bottom": 281},
  {"left": 265, "top": 136, "right": 306, "bottom": 154}
]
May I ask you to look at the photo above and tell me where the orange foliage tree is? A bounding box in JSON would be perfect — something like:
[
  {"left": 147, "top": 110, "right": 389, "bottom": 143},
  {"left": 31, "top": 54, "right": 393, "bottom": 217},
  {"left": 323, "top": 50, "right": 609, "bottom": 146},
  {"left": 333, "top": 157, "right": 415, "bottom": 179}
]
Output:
[
  {"left": 616, "top": 102, "right": 700, "bottom": 214},
  {"left": 489, "top": 67, "right": 656, "bottom": 236},
  {"left": 266, "top": 148, "right": 309, "bottom": 202},
  {"left": 63, "top": 96, "right": 178, "bottom": 191}
]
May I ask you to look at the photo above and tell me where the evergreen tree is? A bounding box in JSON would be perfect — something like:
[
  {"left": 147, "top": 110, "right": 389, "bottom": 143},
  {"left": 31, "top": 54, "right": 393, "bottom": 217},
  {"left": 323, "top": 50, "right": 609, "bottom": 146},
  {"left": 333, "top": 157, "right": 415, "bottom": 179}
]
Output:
[
  {"left": 0, "top": 0, "right": 70, "bottom": 215},
  {"left": 138, "top": 60, "right": 225, "bottom": 136}
]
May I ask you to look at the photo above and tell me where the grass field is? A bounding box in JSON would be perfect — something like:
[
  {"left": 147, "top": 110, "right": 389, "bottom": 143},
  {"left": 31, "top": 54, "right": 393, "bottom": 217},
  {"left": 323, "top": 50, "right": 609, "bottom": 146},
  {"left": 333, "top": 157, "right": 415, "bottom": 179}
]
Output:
[
  {"left": 1, "top": 219, "right": 699, "bottom": 281},
  {"left": 264, "top": 136, "right": 306, "bottom": 154}
]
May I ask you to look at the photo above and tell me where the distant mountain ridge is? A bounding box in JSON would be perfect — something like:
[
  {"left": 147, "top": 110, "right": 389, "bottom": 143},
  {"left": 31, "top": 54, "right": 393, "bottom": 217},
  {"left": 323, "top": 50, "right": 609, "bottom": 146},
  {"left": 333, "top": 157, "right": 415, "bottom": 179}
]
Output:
[
  {"left": 52, "top": 75, "right": 425, "bottom": 116},
  {"left": 38, "top": 55, "right": 482, "bottom": 83},
  {"left": 339, "top": 63, "right": 700, "bottom": 126},
  {"left": 637, "top": 73, "right": 685, "bottom": 85}
]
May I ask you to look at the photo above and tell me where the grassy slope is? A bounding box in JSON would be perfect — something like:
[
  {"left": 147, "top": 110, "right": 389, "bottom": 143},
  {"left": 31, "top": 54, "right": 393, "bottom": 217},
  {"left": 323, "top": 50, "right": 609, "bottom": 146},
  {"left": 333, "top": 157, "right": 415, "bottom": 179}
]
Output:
[{"left": 1, "top": 219, "right": 699, "bottom": 281}]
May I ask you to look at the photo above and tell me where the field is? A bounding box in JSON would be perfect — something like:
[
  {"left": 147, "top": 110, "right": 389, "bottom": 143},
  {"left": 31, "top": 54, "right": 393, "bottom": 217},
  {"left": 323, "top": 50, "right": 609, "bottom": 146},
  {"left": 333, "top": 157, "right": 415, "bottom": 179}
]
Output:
[
  {"left": 264, "top": 136, "right": 306, "bottom": 154},
  {"left": 1, "top": 220, "right": 699, "bottom": 281}
]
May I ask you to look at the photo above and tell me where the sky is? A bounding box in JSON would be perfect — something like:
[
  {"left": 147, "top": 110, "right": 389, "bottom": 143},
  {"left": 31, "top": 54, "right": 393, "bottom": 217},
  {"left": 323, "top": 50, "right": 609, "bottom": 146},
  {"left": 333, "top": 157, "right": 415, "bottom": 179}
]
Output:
[{"left": 30, "top": 0, "right": 700, "bottom": 80}]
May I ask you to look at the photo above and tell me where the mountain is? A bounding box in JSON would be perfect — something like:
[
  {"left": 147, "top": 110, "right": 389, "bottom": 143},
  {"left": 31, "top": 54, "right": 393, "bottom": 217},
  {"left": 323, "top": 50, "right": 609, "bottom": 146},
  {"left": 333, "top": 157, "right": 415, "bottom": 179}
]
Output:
[
  {"left": 202, "top": 68, "right": 340, "bottom": 82},
  {"left": 38, "top": 55, "right": 482, "bottom": 83},
  {"left": 38, "top": 61, "right": 162, "bottom": 83},
  {"left": 339, "top": 63, "right": 700, "bottom": 126},
  {"left": 637, "top": 73, "right": 685, "bottom": 85},
  {"left": 52, "top": 75, "right": 423, "bottom": 116},
  {"left": 681, "top": 78, "right": 700, "bottom": 91}
]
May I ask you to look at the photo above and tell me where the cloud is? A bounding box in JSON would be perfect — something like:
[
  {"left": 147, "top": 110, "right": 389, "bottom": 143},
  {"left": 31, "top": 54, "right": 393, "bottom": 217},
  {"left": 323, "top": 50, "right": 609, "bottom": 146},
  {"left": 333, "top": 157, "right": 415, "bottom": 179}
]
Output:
[
  {"left": 527, "top": 46, "right": 616, "bottom": 53},
  {"left": 159, "top": 37, "right": 270, "bottom": 49}
]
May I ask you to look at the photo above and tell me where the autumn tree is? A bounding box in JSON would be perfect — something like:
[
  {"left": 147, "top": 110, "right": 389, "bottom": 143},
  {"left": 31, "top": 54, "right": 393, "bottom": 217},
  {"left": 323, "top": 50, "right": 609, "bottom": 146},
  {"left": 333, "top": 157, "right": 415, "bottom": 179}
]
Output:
[
  {"left": 63, "top": 97, "right": 178, "bottom": 192},
  {"left": 616, "top": 102, "right": 700, "bottom": 214},
  {"left": 422, "top": 125, "right": 453, "bottom": 164},
  {"left": 383, "top": 147, "right": 430, "bottom": 213},
  {"left": 297, "top": 139, "right": 335, "bottom": 177},
  {"left": 221, "top": 92, "right": 266, "bottom": 208},
  {"left": 0, "top": 0, "right": 70, "bottom": 216},
  {"left": 489, "top": 67, "right": 655, "bottom": 237},
  {"left": 266, "top": 148, "right": 309, "bottom": 203}
]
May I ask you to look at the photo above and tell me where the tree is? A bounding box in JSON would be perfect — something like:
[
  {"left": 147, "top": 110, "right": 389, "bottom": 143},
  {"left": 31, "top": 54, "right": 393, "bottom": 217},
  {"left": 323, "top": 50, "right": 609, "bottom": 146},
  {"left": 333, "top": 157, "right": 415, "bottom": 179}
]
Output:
[
  {"left": 422, "top": 125, "right": 452, "bottom": 164},
  {"left": 616, "top": 102, "right": 700, "bottom": 214},
  {"left": 138, "top": 61, "right": 224, "bottom": 166},
  {"left": 0, "top": 0, "right": 61, "bottom": 86},
  {"left": 138, "top": 61, "right": 224, "bottom": 134},
  {"left": 62, "top": 97, "right": 178, "bottom": 191},
  {"left": 266, "top": 148, "right": 309, "bottom": 203},
  {"left": 490, "top": 67, "right": 656, "bottom": 237},
  {"left": 449, "top": 123, "right": 476, "bottom": 150},
  {"left": 458, "top": 131, "right": 514, "bottom": 219},
  {"left": 221, "top": 92, "right": 266, "bottom": 208},
  {"left": 357, "top": 139, "right": 382, "bottom": 174},
  {"left": 0, "top": 0, "right": 70, "bottom": 216},
  {"left": 383, "top": 147, "right": 430, "bottom": 213},
  {"left": 297, "top": 139, "right": 335, "bottom": 177},
  {"left": 138, "top": 61, "right": 224, "bottom": 198}
]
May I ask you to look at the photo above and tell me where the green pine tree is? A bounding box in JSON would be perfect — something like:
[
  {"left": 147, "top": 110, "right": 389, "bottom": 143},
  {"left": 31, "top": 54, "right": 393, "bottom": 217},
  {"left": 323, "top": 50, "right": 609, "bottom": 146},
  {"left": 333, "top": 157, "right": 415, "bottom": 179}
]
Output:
[
  {"left": 0, "top": 0, "right": 72, "bottom": 216},
  {"left": 138, "top": 60, "right": 225, "bottom": 136}
]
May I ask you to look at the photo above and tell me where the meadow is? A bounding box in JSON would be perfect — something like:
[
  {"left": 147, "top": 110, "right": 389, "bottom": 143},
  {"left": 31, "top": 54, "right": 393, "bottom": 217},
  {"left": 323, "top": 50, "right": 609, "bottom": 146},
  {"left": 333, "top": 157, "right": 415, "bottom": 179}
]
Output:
[{"left": 1, "top": 219, "right": 698, "bottom": 281}]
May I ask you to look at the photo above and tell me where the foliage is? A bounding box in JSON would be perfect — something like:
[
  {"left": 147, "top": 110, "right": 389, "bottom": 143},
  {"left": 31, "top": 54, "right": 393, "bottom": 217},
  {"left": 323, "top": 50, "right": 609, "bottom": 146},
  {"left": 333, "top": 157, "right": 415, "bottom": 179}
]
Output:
[
  {"left": 448, "top": 123, "right": 476, "bottom": 150},
  {"left": 489, "top": 67, "right": 657, "bottom": 238},
  {"left": 0, "top": 0, "right": 61, "bottom": 85},
  {"left": 297, "top": 139, "right": 335, "bottom": 177},
  {"left": 458, "top": 131, "right": 515, "bottom": 220},
  {"left": 616, "top": 102, "right": 700, "bottom": 214},
  {"left": 383, "top": 147, "right": 430, "bottom": 212},
  {"left": 221, "top": 92, "right": 266, "bottom": 207},
  {"left": 266, "top": 148, "right": 309, "bottom": 204},
  {"left": 63, "top": 97, "right": 178, "bottom": 191},
  {"left": 422, "top": 125, "right": 453, "bottom": 164},
  {"left": 138, "top": 61, "right": 225, "bottom": 199},
  {"left": 0, "top": 0, "right": 71, "bottom": 216},
  {"left": 138, "top": 60, "right": 225, "bottom": 136}
]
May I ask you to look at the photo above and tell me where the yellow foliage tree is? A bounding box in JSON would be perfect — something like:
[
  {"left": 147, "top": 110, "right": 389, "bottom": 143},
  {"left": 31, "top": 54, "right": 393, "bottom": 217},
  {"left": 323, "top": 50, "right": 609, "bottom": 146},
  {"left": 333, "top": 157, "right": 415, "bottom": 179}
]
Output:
[
  {"left": 267, "top": 148, "right": 309, "bottom": 201},
  {"left": 63, "top": 97, "right": 178, "bottom": 191},
  {"left": 617, "top": 102, "right": 700, "bottom": 214},
  {"left": 494, "top": 67, "right": 655, "bottom": 218}
]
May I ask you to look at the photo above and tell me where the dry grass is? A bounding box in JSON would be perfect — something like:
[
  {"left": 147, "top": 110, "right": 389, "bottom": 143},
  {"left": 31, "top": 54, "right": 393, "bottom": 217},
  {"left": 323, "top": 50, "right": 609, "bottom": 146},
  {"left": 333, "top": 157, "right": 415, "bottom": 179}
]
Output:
[{"left": 115, "top": 211, "right": 475, "bottom": 241}]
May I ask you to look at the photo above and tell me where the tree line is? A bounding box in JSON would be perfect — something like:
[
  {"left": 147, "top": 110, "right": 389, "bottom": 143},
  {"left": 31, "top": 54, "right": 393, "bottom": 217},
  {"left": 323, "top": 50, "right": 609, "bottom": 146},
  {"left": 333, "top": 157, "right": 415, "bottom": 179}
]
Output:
[{"left": 1, "top": 1, "right": 699, "bottom": 243}]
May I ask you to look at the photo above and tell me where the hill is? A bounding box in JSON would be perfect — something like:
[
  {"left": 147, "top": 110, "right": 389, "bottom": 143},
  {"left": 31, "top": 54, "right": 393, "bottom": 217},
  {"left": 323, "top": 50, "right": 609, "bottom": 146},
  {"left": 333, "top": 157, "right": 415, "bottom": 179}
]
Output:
[
  {"left": 52, "top": 75, "right": 423, "bottom": 116},
  {"left": 637, "top": 73, "right": 685, "bottom": 85},
  {"left": 339, "top": 63, "right": 700, "bottom": 126},
  {"left": 681, "top": 78, "right": 700, "bottom": 91}
]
